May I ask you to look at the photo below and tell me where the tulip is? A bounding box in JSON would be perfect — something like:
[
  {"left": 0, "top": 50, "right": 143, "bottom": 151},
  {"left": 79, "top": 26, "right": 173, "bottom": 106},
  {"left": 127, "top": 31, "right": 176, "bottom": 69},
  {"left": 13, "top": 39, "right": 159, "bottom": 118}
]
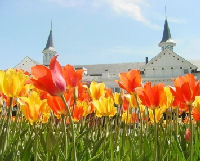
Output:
[
  {"left": 114, "top": 92, "right": 123, "bottom": 105},
  {"left": 30, "top": 55, "right": 66, "bottom": 96},
  {"left": 63, "top": 64, "right": 84, "bottom": 88},
  {"left": 19, "top": 91, "right": 50, "bottom": 124},
  {"left": 185, "top": 128, "right": 191, "bottom": 142},
  {"left": 93, "top": 96, "right": 116, "bottom": 117},
  {"left": 121, "top": 112, "right": 138, "bottom": 124},
  {"left": 0, "top": 69, "right": 28, "bottom": 97},
  {"left": 136, "top": 82, "right": 166, "bottom": 109},
  {"left": 89, "top": 81, "right": 105, "bottom": 100},
  {"left": 172, "top": 74, "right": 200, "bottom": 106},
  {"left": 115, "top": 70, "right": 141, "bottom": 94}
]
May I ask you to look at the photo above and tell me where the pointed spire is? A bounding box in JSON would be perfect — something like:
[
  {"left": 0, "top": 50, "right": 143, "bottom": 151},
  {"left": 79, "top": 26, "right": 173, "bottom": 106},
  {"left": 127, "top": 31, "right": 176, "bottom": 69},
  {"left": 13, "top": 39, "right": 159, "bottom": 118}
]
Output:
[
  {"left": 43, "top": 21, "right": 54, "bottom": 50},
  {"left": 160, "top": 19, "right": 172, "bottom": 43}
]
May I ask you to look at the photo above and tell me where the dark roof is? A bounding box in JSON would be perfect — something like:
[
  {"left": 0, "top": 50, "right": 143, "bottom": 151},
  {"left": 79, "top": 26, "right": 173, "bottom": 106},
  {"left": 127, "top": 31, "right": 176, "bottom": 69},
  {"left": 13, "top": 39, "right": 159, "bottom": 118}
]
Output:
[
  {"left": 160, "top": 19, "right": 172, "bottom": 43},
  {"left": 43, "top": 30, "right": 54, "bottom": 50}
]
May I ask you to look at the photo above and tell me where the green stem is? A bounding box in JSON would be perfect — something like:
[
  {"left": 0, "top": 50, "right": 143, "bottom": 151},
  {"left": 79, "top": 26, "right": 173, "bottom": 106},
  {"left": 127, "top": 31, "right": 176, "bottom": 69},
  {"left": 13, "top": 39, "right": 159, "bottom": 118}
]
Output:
[
  {"left": 62, "top": 114, "right": 68, "bottom": 160},
  {"left": 176, "top": 108, "right": 179, "bottom": 161},
  {"left": 61, "top": 95, "right": 77, "bottom": 161},
  {"left": 134, "top": 93, "right": 143, "bottom": 153},
  {"left": 153, "top": 109, "right": 158, "bottom": 161},
  {"left": 1, "top": 97, "right": 13, "bottom": 155},
  {"left": 34, "top": 124, "right": 38, "bottom": 161},
  {"left": 188, "top": 105, "right": 193, "bottom": 161}
]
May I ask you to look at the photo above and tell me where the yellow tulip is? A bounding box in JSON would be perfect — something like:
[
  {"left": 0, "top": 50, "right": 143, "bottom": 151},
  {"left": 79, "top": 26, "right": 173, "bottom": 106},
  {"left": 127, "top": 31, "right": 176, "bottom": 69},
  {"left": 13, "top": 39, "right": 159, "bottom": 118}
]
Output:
[
  {"left": 89, "top": 81, "right": 105, "bottom": 100},
  {"left": 19, "top": 91, "right": 50, "bottom": 124},
  {"left": 122, "top": 112, "right": 132, "bottom": 124},
  {"left": 160, "top": 86, "right": 174, "bottom": 112},
  {"left": 193, "top": 96, "right": 200, "bottom": 112},
  {"left": 114, "top": 92, "right": 123, "bottom": 105},
  {"left": 125, "top": 94, "right": 137, "bottom": 108},
  {"left": 0, "top": 69, "right": 28, "bottom": 97},
  {"left": 93, "top": 96, "right": 116, "bottom": 117},
  {"left": 149, "top": 108, "right": 164, "bottom": 123}
]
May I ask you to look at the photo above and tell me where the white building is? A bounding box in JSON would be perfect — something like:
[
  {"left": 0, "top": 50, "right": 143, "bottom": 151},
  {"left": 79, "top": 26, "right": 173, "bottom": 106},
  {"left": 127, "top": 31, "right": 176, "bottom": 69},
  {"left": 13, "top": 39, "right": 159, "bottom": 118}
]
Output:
[{"left": 15, "top": 19, "right": 200, "bottom": 91}]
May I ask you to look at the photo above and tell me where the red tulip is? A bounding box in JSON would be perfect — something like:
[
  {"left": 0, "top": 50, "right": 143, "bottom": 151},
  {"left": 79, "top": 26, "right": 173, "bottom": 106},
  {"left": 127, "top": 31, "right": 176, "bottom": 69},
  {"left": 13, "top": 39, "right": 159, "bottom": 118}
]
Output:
[
  {"left": 30, "top": 56, "right": 66, "bottom": 96},
  {"left": 185, "top": 128, "right": 191, "bottom": 142}
]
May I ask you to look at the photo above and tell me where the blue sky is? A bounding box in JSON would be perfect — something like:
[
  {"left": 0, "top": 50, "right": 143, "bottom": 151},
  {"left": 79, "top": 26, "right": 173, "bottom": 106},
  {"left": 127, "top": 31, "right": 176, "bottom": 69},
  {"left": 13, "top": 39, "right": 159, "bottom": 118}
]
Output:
[{"left": 0, "top": 0, "right": 200, "bottom": 69}]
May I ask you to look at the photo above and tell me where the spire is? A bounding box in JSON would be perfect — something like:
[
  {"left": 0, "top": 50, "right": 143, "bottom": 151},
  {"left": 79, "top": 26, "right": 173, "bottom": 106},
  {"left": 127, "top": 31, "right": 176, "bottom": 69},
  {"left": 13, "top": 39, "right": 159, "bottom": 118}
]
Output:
[
  {"left": 160, "top": 19, "right": 172, "bottom": 43},
  {"left": 43, "top": 22, "right": 54, "bottom": 51}
]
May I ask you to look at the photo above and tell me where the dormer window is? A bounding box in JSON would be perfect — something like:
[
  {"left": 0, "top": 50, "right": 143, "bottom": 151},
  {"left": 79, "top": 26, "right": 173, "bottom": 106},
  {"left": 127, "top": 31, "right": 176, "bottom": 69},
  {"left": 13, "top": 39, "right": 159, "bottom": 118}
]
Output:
[
  {"left": 140, "top": 71, "right": 144, "bottom": 75},
  {"left": 184, "top": 69, "right": 189, "bottom": 74}
]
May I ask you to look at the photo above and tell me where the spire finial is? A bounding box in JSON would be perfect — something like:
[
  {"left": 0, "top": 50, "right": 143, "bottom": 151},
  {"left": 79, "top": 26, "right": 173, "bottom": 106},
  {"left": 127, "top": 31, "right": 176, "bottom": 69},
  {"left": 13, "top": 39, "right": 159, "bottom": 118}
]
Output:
[
  {"left": 51, "top": 20, "right": 52, "bottom": 31},
  {"left": 165, "top": 0, "right": 167, "bottom": 19}
]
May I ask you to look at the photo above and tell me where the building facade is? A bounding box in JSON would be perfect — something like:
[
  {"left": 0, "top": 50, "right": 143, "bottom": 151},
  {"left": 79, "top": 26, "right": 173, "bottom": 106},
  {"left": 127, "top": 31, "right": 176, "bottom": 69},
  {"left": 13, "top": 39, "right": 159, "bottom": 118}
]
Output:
[{"left": 15, "top": 19, "right": 200, "bottom": 91}]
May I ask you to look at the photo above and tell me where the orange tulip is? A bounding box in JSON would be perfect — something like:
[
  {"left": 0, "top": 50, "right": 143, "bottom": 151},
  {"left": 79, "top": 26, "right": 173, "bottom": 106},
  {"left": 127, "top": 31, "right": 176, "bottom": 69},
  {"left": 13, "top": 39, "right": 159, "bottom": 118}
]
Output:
[
  {"left": 105, "top": 88, "right": 113, "bottom": 98},
  {"left": 122, "top": 96, "right": 129, "bottom": 111},
  {"left": 47, "top": 90, "right": 74, "bottom": 117},
  {"left": 136, "top": 82, "right": 166, "bottom": 109},
  {"left": 115, "top": 70, "right": 141, "bottom": 94},
  {"left": 30, "top": 56, "right": 66, "bottom": 96},
  {"left": 193, "top": 108, "right": 200, "bottom": 122},
  {"left": 77, "top": 83, "right": 91, "bottom": 102},
  {"left": 172, "top": 74, "right": 200, "bottom": 106},
  {"left": 63, "top": 65, "right": 84, "bottom": 88},
  {"left": 73, "top": 105, "right": 84, "bottom": 122}
]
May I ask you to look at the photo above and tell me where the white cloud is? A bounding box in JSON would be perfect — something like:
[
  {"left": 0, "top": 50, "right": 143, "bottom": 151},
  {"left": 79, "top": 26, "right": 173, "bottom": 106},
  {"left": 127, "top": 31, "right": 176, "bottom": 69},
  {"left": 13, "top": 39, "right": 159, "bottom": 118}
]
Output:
[
  {"left": 43, "top": 0, "right": 160, "bottom": 29},
  {"left": 106, "top": 0, "right": 160, "bottom": 29}
]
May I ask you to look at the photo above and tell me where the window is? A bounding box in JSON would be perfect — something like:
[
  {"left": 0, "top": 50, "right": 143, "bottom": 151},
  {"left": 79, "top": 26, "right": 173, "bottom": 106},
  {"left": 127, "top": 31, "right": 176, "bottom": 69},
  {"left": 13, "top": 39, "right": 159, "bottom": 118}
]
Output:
[
  {"left": 180, "top": 67, "right": 182, "bottom": 69},
  {"left": 113, "top": 88, "right": 120, "bottom": 93},
  {"left": 171, "top": 67, "right": 173, "bottom": 69},
  {"left": 162, "top": 68, "right": 164, "bottom": 70},
  {"left": 140, "top": 71, "right": 144, "bottom": 74},
  {"left": 184, "top": 69, "right": 189, "bottom": 74},
  {"left": 90, "top": 74, "right": 102, "bottom": 76}
]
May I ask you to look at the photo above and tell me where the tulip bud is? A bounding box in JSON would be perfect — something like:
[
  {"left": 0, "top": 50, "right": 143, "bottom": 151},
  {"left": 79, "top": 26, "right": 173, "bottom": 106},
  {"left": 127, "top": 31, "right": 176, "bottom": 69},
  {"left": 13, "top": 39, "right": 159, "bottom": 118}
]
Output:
[{"left": 185, "top": 128, "right": 191, "bottom": 142}]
